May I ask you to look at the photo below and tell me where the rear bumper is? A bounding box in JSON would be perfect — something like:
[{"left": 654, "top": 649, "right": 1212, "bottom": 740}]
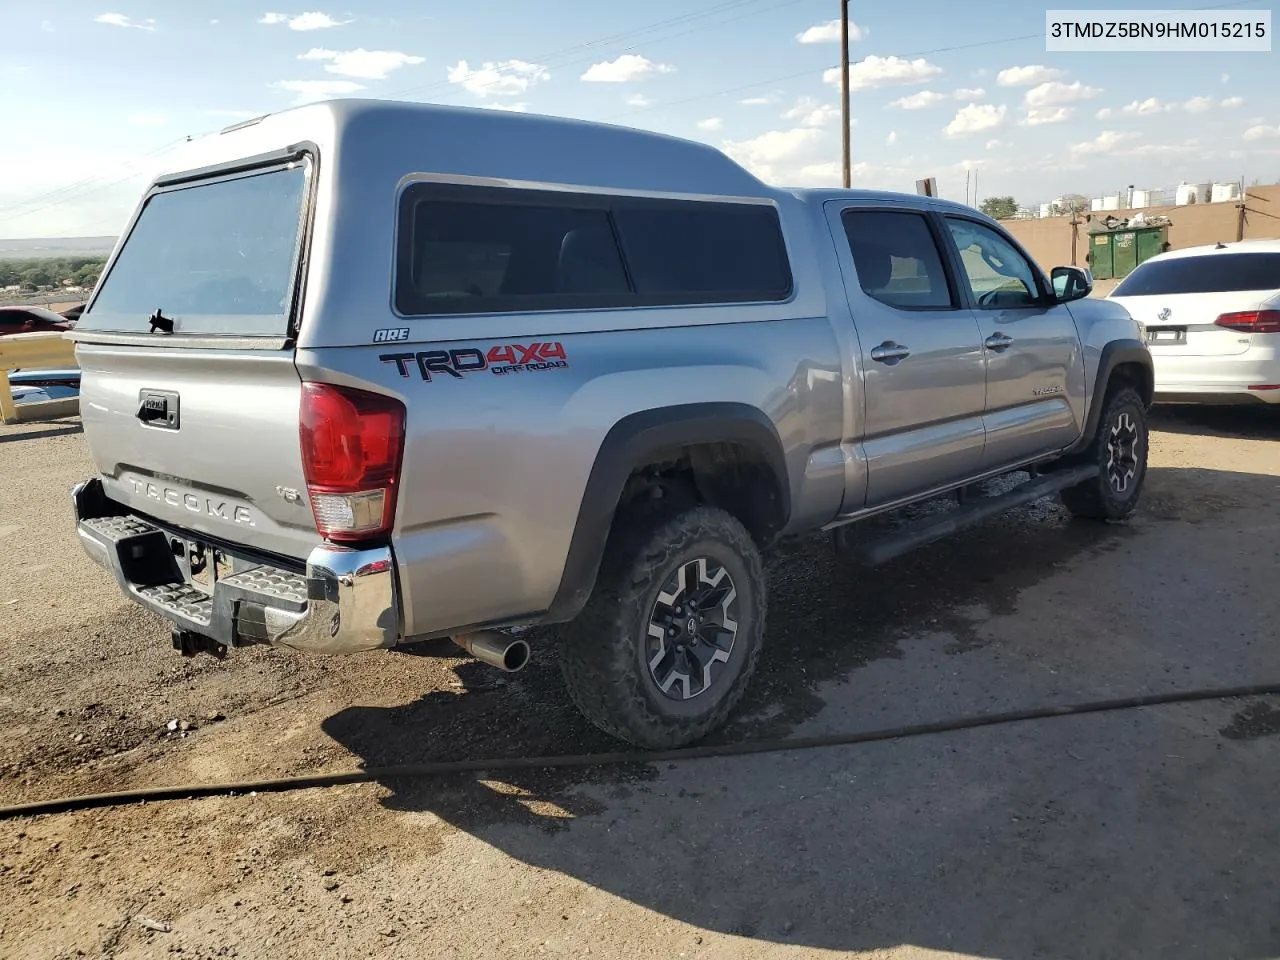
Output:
[
  {"left": 1152, "top": 344, "right": 1280, "bottom": 404},
  {"left": 72, "top": 478, "right": 400, "bottom": 655}
]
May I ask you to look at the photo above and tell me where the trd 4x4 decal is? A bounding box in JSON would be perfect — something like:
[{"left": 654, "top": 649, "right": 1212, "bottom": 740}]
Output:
[{"left": 380, "top": 341, "right": 569, "bottom": 381}]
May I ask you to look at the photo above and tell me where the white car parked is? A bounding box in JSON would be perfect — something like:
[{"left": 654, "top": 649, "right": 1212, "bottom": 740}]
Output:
[{"left": 1108, "top": 239, "right": 1280, "bottom": 405}]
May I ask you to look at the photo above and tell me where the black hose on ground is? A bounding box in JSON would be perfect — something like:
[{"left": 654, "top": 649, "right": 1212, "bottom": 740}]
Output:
[{"left": 3, "top": 682, "right": 1277, "bottom": 821}]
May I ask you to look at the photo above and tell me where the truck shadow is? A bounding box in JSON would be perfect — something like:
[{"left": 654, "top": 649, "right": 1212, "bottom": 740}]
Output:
[{"left": 321, "top": 464, "right": 1280, "bottom": 957}]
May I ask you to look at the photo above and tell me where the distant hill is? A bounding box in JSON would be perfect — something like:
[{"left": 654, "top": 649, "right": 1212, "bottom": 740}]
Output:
[{"left": 0, "top": 237, "right": 116, "bottom": 259}]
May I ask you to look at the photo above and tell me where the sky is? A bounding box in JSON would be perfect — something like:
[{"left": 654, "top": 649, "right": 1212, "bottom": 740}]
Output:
[{"left": 0, "top": 0, "right": 1277, "bottom": 238}]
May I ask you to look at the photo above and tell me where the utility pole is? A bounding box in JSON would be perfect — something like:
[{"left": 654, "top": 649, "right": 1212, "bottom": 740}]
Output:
[{"left": 840, "top": 0, "right": 851, "bottom": 188}]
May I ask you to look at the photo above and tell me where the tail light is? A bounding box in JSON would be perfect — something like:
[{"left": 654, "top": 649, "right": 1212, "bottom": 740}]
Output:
[
  {"left": 299, "top": 382, "right": 406, "bottom": 543},
  {"left": 1214, "top": 310, "right": 1280, "bottom": 334}
]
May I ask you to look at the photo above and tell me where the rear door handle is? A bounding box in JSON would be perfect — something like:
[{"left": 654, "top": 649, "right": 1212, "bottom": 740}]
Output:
[
  {"left": 870, "top": 341, "right": 911, "bottom": 365},
  {"left": 984, "top": 332, "right": 1014, "bottom": 352}
]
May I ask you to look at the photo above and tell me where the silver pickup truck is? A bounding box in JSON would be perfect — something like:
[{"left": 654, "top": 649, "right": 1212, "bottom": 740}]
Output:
[{"left": 69, "top": 99, "right": 1152, "bottom": 748}]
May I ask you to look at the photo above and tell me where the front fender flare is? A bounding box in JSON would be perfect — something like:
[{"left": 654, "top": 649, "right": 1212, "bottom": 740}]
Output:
[{"left": 1069, "top": 338, "right": 1153, "bottom": 455}]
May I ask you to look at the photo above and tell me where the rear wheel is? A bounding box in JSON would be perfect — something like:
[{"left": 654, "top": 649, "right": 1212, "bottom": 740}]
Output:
[
  {"left": 1060, "top": 385, "right": 1148, "bottom": 521},
  {"left": 560, "top": 504, "right": 767, "bottom": 749}
]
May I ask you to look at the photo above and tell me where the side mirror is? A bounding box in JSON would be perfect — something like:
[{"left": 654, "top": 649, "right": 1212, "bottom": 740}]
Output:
[{"left": 1051, "top": 265, "right": 1093, "bottom": 302}]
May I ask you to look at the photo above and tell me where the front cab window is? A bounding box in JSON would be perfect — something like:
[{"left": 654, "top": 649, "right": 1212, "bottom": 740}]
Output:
[{"left": 945, "top": 218, "right": 1042, "bottom": 309}]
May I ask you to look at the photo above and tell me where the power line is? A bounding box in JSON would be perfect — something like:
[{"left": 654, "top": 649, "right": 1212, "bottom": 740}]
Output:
[
  {"left": 0, "top": 0, "right": 803, "bottom": 225},
  {"left": 378, "top": 0, "right": 808, "bottom": 103},
  {"left": 4, "top": 0, "right": 1266, "bottom": 225},
  {"left": 601, "top": 33, "right": 1044, "bottom": 121}
]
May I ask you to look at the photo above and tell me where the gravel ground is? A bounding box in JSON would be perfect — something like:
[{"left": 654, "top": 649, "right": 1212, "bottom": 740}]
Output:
[{"left": 1, "top": 406, "right": 1279, "bottom": 959}]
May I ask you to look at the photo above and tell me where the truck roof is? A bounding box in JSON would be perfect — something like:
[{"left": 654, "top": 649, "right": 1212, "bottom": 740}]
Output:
[
  {"left": 786, "top": 187, "right": 985, "bottom": 216},
  {"left": 157, "top": 97, "right": 777, "bottom": 200}
]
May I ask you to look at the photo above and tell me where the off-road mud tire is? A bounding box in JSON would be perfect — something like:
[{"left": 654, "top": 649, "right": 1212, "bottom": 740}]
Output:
[
  {"left": 559, "top": 505, "right": 767, "bottom": 749},
  {"left": 1060, "top": 385, "right": 1148, "bottom": 521}
]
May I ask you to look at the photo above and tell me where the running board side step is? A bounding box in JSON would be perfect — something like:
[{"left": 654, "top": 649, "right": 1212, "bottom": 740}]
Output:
[{"left": 836, "top": 464, "right": 1099, "bottom": 567}]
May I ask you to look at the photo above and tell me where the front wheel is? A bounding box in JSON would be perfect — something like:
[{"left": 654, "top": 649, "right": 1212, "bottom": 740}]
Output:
[
  {"left": 1060, "top": 385, "right": 1149, "bottom": 521},
  {"left": 559, "top": 505, "right": 767, "bottom": 749}
]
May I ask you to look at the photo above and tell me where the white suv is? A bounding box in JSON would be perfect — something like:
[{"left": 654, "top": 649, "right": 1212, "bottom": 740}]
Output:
[{"left": 1108, "top": 239, "right": 1280, "bottom": 405}]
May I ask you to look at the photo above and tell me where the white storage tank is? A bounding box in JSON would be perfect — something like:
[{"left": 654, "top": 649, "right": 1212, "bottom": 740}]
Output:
[
  {"left": 1212, "top": 181, "right": 1240, "bottom": 203},
  {"left": 1130, "top": 189, "right": 1152, "bottom": 208},
  {"left": 1099, "top": 195, "right": 1120, "bottom": 211},
  {"left": 1039, "top": 203, "right": 1054, "bottom": 218},
  {"left": 1175, "top": 182, "right": 1197, "bottom": 205}
]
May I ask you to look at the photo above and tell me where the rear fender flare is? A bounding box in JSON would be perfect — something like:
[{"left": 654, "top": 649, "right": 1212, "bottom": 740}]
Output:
[{"left": 544, "top": 402, "right": 789, "bottom": 623}]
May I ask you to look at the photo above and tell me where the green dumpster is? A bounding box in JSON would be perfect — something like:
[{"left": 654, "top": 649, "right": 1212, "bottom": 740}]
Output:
[
  {"left": 1087, "top": 224, "right": 1169, "bottom": 280},
  {"left": 1134, "top": 226, "right": 1167, "bottom": 266},
  {"left": 1113, "top": 230, "right": 1137, "bottom": 277},
  {"left": 1088, "top": 232, "right": 1114, "bottom": 280}
]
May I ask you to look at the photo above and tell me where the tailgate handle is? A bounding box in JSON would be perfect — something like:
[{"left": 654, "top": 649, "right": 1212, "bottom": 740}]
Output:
[{"left": 137, "top": 390, "right": 180, "bottom": 429}]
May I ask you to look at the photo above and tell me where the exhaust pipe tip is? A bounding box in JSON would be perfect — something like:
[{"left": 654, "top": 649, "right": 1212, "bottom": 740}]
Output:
[{"left": 452, "top": 631, "right": 531, "bottom": 673}]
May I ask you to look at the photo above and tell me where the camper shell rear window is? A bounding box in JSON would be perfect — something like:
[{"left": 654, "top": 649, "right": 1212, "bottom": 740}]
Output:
[
  {"left": 394, "top": 182, "right": 793, "bottom": 316},
  {"left": 78, "top": 160, "right": 311, "bottom": 338}
]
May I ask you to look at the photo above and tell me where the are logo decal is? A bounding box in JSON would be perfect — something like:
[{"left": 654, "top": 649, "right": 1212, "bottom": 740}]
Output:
[
  {"left": 372, "top": 327, "right": 411, "bottom": 343},
  {"left": 379, "top": 341, "right": 569, "bottom": 382}
]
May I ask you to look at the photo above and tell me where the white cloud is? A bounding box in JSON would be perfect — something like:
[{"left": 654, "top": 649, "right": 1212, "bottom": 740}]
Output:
[
  {"left": 1244, "top": 124, "right": 1280, "bottom": 142},
  {"left": 1182, "top": 96, "right": 1214, "bottom": 114},
  {"left": 127, "top": 112, "right": 168, "bottom": 126},
  {"left": 271, "top": 79, "right": 365, "bottom": 105},
  {"left": 985, "top": 138, "right": 1008, "bottom": 150},
  {"left": 288, "top": 11, "right": 348, "bottom": 30},
  {"left": 1069, "top": 130, "right": 1139, "bottom": 155},
  {"left": 1120, "top": 97, "right": 1169, "bottom": 116},
  {"left": 580, "top": 54, "right": 675, "bottom": 83},
  {"left": 1024, "top": 106, "right": 1073, "bottom": 126},
  {"left": 696, "top": 117, "right": 723, "bottom": 131},
  {"left": 890, "top": 87, "right": 986, "bottom": 109},
  {"left": 740, "top": 93, "right": 780, "bottom": 106},
  {"left": 889, "top": 90, "right": 948, "bottom": 110},
  {"left": 945, "top": 103, "right": 1006, "bottom": 138},
  {"left": 1025, "top": 80, "right": 1102, "bottom": 108},
  {"left": 1095, "top": 107, "right": 1114, "bottom": 119},
  {"left": 783, "top": 96, "right": 840, "bottom": 128},
  {"left": 625, "top": 93, "right": 653, "bottom": 107},
  {"left": 997, "top": 65, "right": 1065, "bottom": 86},
  {"left": 823, "top": 55, "right": 942, "bottom": 91},
  {"left": 886, "top": 130, "right": 898, "bottom": 145},
  {"left": 94, "top": 12, "right": 155, "bottom": 30},
  {"left": 299, "top": 48, "right": 424, "bottom": 80},
  {"left": 796, "top": 19, "right": 865, "bottom": 43},
  {"left": 480, "top": 102, "right": 529, "bottom": 113},
  {"left": 260, "top": 11, "right": 349, "bottom": 29},
  {"left": 1221, "top": 96, "right": 1245, "bottom": 108},
  {"left": 722, "top": 127, "right": 823, "bottom": 183},
  {"left": 1221, "top": 72, "right": 1230, "bottom": 84},
  {"left": 447, "top": 59, "right": 550, "bottom": 98},
  {"left": 205, "top": 109, "right": 262, "bottom": 119}
]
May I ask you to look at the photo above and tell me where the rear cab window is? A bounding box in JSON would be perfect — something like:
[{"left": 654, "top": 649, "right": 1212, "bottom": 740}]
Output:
[
  {"left": 841, "top": 209, "right": 956, "bottom": 310},
  {"left": 394, "top": 182, "right": 792, "bottom": 316},
  {"left": 78, "top": 159, "right": 311, "bottom": 339},
  {"left": 1113, "top": 252, "right": 1280, "bottom": 296}
]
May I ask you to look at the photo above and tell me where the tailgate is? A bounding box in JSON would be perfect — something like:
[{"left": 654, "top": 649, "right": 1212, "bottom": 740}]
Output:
[
  {"left": 71, "top": 151, "right": 321, "bottom": 560},
  {"left": 76, "top": 344, "right": 317, "bottom": 560}
]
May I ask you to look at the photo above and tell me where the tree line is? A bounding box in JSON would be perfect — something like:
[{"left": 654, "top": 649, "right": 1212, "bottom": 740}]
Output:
[{"left": 0, "top": 256, "right": 106, "bottom": 291}]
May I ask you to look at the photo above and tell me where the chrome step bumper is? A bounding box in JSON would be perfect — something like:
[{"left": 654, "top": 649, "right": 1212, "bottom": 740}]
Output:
[{"left": 72, "top": 478, "right": 400, "bottom": 655}]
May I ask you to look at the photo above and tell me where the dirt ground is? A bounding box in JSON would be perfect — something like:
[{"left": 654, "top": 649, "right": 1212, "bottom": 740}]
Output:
[{"left": 2, "top": 406, "right": 1279, "bottom": 959}]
